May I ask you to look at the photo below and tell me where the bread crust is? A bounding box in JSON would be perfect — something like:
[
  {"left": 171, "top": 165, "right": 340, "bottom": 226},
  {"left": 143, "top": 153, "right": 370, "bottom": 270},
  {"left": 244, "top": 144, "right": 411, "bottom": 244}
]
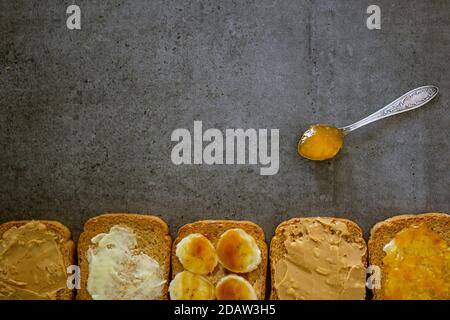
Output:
[
  {"left": 0, "top": 220, "right": 75, "bottom": 300},
  {"left": 270, "top": 217, "right": 367, "bottom": 300},
  {"left": 368, "top": 212, "right": 450, "bottom": 300},
  {"left": 171, "top": 220, "right": 268, "bottom": 300},
  {"left": 76, "top": 213, "right": 172, "bottom": 300}
]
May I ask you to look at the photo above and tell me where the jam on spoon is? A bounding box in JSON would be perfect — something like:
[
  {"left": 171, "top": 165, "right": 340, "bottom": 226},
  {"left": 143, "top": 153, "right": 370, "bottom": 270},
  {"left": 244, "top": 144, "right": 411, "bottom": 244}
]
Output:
[
  {"left": 298, "top": 124, "right": 344, "bottom": 161},
  {"left": 298, "top": 86, "right": 439, "bottom": 161}
]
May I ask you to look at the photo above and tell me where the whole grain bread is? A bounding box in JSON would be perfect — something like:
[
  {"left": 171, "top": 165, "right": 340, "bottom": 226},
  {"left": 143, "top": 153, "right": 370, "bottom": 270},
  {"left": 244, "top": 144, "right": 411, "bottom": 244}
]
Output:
[
  {"left": 368, "top": 212, "right": 450, "bottom": 300},
  {"left": 0, "top": 220, "right": 75, "bottom": 300},
  {"left": 270, "top": 217, "right": 367, "bottom": 300},
  {"left": 77, "top": 213, "right": 172, "bottom": 300},
  {"left": 171, "top": 220, "right": 268, "bottom": 300}
]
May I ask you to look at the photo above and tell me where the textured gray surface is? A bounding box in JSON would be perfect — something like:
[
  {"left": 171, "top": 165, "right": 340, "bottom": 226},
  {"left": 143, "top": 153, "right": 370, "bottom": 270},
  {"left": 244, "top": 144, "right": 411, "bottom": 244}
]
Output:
[{"left": 0, "top": 0, "right": 449, "bottom": 241}]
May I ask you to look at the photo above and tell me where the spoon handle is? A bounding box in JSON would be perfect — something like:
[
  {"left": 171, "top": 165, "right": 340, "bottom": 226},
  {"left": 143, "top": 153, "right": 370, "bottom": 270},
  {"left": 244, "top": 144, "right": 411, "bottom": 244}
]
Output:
[{"left": 340, "top": 85, "right": 439, "bottom": 135}]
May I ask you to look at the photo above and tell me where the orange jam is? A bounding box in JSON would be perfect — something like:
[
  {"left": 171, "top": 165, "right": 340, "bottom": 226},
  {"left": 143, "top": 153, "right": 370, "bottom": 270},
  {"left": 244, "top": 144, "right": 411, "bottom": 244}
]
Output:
[
  {"left": 382, "top": 224, "right": 450, "bottom": 300},
  {"left": 298, "top": 124, "right": 344, "bottom": 161}
]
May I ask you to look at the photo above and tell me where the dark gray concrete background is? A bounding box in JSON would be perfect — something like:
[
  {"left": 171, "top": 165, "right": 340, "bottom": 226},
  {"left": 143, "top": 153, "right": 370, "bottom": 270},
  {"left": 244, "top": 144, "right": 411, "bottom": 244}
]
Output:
[{"left": 0, "top": 0, "right": 449, "bottom": 241}]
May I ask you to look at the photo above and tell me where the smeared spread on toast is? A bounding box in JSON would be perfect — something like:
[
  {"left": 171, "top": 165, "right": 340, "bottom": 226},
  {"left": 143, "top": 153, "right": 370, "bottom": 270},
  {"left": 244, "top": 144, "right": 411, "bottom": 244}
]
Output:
[
  {"left": 0, "top": 222, "right": 67, "bottom": 300},
  {"left": 274, "top": 218, "right": 366, "bottom": 300},
  {"left": 87, "top": 225, "right": 165, "bottom": 300},
  {"left": 382, "top": 223, "right": 450, "bottom": 300}
]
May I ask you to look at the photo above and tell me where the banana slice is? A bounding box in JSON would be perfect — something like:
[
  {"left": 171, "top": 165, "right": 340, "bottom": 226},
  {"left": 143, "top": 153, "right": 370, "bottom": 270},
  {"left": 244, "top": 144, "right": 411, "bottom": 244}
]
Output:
[
  {"left": 216, "top": 228, "right": 261, "bottom": 273},
  {"left": 169, "top": 271, "right": 215, "bottom": 300},
  {"left": 215, "top": 275, "right": 258, "bottom": 300},
  {"left": 176, "top": 233, "right": 218, "bottom": 275}
]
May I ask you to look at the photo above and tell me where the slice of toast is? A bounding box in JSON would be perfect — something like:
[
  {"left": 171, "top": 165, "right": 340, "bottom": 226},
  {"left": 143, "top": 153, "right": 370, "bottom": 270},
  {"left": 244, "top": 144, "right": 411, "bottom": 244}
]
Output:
[
  {"left": 270, "top": 217, "right": 367, "bottom": 300},
  {"left": 0, "top": 220, "right": 75, "bottom": 300},
  {"left": 171, "top": 220, "right": 268, "bottom": 300},
  {"left": 368, "top": 212, "right": 450, "bottom": 300},
  {"left": 77, "top": 213, "right": 172, "bottom": 300}
]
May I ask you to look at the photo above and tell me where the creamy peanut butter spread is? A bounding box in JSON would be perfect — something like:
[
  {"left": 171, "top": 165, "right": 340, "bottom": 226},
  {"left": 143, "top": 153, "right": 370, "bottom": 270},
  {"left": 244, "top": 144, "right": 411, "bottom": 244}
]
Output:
[
  {"left": 274, "top": 218, "right": 366, "bottom": 300},
  {"left": 0, "top": 222, "right": 67, "bottom": 300}
]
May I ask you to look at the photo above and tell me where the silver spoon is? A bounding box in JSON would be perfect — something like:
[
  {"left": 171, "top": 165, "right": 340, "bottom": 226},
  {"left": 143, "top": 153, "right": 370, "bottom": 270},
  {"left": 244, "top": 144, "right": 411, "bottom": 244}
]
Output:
[
  {"left": 340, "top": 85, "right": 439, "bottom": 135},
  {"left": 298, "top": 85, "right": 440, "bottom": 160}
]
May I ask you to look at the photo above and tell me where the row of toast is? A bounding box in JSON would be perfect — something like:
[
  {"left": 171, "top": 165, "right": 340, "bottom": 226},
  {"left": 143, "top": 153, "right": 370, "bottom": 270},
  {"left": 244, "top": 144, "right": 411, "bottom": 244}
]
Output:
[{"left": 0, "top": 212, "right": 448, "bottom": 300}]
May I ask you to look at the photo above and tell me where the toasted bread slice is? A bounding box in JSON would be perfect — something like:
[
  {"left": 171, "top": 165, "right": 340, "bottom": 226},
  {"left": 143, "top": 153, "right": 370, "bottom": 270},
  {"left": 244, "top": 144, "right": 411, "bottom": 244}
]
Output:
[
  {"left": 171, "top": 220, "right": 268, "bottom": 300},
  {"left": 0, "top": 220, "right": 75, "bottom": 300},
  {"left": 77, "top": 213, "right": 172, "bottom": 300},
  {"left": 368, "top": 212, "right": 450, "bottom": 300},
  {"left": 270, "top": 217, "right": 367, "bottom": 300}
]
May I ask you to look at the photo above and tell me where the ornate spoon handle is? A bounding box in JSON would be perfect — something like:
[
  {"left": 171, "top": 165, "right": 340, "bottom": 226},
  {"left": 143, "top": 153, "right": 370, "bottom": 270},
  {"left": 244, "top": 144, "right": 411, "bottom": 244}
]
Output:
[{"left": 341, "top": 85, "right": 439, "bottom": 135}]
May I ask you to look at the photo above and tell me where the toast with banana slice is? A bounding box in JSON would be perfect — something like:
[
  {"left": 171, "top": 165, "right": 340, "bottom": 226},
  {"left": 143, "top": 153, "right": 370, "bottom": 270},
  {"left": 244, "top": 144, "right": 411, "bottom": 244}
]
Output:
[{"left": 170, "top": 220, "right": 268, "bottom": 300}]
